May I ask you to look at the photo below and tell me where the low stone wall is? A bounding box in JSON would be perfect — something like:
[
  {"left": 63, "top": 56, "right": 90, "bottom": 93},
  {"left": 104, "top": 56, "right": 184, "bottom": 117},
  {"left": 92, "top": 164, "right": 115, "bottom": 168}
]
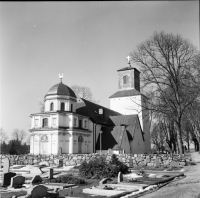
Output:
[{"left": 0, "top": 153, "right": 189, "bottom": 167}]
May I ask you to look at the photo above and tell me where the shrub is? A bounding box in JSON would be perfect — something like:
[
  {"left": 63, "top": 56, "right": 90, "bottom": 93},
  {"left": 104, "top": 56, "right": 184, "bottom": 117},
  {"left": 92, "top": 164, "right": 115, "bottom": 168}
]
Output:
[
  {"left": 43, "top": 174, "right": 86, "bottom": 185},
  {"left": 79, "top": 154, "right": 129, "bottom": 179}
]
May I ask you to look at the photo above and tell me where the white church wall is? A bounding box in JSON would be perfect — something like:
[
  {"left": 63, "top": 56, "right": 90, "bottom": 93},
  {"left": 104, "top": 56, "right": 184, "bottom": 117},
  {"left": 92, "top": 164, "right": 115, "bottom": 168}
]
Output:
[{"left": 110, "top": 95, "right": 142, "bottom": 117}]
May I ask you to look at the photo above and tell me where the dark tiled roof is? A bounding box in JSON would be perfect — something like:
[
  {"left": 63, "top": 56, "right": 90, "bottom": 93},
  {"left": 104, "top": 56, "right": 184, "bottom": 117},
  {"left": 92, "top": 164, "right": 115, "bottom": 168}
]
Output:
[
  {"left": 76, "top": 99, "right": 121, "bottom": 126},
  {"left": 111, "top": 126, "right": 125, "bottom": 146},
  {"left": 117, "top": 67, "right": 140, "bottom": 73},
  {"left": 45, "top": 82, "right": 76, "bottom": 98},
  {"left": 110, "top": 115, "right": 138, "bottom": 126},
  {"left": 109, "top": 89, "right": 142, "bottom": 98},
  {"left": 96, "top": 126, "right": 117, "bottom": 150}
]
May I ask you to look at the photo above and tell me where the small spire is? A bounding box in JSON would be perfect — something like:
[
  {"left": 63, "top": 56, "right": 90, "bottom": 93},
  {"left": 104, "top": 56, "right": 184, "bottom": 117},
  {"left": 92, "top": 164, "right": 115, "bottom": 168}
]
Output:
[
  {"left": 59, "top": 73, "right": 63, "bottom": 82},
  {"left": 126, "top": 55, "right": 131, "bottom": 67}
]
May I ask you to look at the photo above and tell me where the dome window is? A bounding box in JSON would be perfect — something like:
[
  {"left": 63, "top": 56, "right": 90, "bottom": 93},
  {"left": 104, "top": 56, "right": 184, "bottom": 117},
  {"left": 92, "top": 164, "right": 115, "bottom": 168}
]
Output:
[
  {"left": 61, "top": 102, "right": 65, "bottom": 111},
  {"left": 50, "top": 102, "right": 54, "bottom": 111},
  {"left": 42, "top": 118, "right": 48, "bottom": 128},
  {"left": 123, "top": 75, "right": 130, "bottom": 85}
]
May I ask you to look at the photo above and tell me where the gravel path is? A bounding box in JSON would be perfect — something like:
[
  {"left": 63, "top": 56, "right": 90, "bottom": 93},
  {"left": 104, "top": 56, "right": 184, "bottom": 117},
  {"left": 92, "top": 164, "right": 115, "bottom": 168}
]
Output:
[{"left": 140, "top": 152, "right": 200, "bottom": 198}]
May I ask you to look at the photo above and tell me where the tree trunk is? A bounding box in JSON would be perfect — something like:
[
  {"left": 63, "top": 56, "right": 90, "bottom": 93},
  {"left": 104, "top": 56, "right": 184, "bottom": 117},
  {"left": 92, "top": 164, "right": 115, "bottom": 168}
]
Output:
[{"left": 176, "top": 122, "right": 184, "bottom": 154}]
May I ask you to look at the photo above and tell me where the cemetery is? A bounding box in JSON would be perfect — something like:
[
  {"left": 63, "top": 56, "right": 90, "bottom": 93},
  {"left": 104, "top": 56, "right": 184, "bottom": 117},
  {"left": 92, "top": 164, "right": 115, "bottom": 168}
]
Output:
[{"left": 0, "top": 152, "right": 196, "bottom": 198}]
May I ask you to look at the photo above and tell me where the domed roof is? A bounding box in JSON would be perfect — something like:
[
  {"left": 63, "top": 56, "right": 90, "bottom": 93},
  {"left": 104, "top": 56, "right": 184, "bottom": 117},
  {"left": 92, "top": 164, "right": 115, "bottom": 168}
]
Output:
[{"left": 45, "top": 82, "right": 76, "bottom": 98}]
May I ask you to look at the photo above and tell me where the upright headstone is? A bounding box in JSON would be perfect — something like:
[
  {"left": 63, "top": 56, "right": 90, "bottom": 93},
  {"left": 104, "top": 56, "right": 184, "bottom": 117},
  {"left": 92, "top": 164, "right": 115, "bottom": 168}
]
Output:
[
  {"left": 2, "top": 158, "right": 10, "bottom": 174},
  {"left": 118, "top": 172, "right": 123, "bottom": 183},
  {"left": 58, "top": 159, "right": 63, "bottom": 167},
  {"left": 108, "top": 149, "right": 112, "bottom": 155},
  {"left": 31, "top": 175, "right": 43, "bottom": 185},
  {"left": 49, "top": 168, "right": 53, "bottom": 179},
  {"left": 154, "top": 158, "right": 160, "bottom": 168},
  {"left": 30, "top": 185, "right": 48, "bottom": 198},
  {"left": 9, "top": 175, "right": 25, "bottom": 188},
  {"left": 3, "top": 172, "right": 16, "bottom": 187},
  {"left": 129, "top": 157, "right": 133, "bottom": 167},
  {"left": 170, "top": 161, "right": 179, "bottom": 168}
]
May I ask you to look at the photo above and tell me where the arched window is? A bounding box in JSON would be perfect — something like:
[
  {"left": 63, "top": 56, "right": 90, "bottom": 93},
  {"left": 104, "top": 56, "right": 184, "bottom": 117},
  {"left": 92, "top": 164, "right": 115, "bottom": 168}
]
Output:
[
  {"left": 42, "top": 118, "right": 48, "bottom": 128},
  {"left": 123, "top": 75, "right": 129, "bottom": 84},
  {"left": 71, "top": 104, "right": 73, "bottom": 112},
  {"left": 61, "top": 102, "right": 65, "bottom": 111},
  {"left": 50, "top": 102, "right": 54, "bottom": 111}
]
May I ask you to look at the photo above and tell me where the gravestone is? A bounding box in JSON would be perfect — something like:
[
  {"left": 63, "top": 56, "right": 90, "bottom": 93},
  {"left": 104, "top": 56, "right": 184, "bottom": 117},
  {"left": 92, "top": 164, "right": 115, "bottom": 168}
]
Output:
[
  {"left": 58, "top": 159, "right": 63, "bottom": 167},
  {"left": 2, "top": 158, "right": 10, "bottom": 174},
  {"left": 118, "top": 172, "right": 123, "bottom": 183},
  {"left": 3, "top": 172, "right": 16, "bottom": 187},
  {"left": 31, "top": 175, "right": 43, "bottom": 185},
  {"left": 49, "top": 168, "right": 53, "bottom": 179},
  {"left": 170, "top": 160, "right": 179, "bottom": 168},
  {"left": 108, "top": 148, "right": 112, "bottom": 155},
  {"left": 129, "top": 157, "right": 133, "bottom": 167},
  {"left": 9, "top": 175, "right": 25, "bottom": 188},
  {"left": 30, "top": 185, "right": 48, "bottom": 198},
  {"left": 154, "top": 158, "right": 160, "bottom": 168}
]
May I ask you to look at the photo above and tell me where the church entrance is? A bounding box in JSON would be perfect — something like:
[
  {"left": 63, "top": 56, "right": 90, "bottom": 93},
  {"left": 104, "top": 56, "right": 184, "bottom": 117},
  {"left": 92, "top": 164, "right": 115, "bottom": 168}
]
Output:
[{"left": 78, "top": 135, "right": 84, "bottom": 153}]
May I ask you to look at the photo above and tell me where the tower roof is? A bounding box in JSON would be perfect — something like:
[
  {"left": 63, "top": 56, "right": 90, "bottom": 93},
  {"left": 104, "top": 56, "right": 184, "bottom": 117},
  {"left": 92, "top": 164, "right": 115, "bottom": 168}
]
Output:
[{"left": 45, "top": 82, "right": 76, "bottom": 98}]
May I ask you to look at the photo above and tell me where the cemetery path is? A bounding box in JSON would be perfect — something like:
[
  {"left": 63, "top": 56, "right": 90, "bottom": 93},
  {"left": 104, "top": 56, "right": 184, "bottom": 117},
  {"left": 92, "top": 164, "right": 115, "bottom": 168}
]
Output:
[{"left": 140, "top": 152, "right": 200, "bottom": 198}]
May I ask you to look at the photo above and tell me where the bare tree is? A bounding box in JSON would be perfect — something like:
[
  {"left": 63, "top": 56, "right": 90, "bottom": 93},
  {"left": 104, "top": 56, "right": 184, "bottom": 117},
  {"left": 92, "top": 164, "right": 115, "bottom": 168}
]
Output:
[
  {"left": 38, "top": 100, "right": 45, "bottom": 113},
  {"left": 130, "top": 31, "right": 200, "bottom": 154},
  {"left": 71, "top": 85, "right": 99, "bottom": 104},
  {"left": 0, "top": 128, "right": 8, "bottom": 143},
  {"left": 12, "top": 129, "right": 27, "bottom": 143}
]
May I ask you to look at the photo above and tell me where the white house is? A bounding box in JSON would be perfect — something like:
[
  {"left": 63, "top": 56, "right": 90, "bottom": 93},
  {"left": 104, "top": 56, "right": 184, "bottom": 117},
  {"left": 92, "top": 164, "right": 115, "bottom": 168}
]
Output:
[{"left": 29, "top": 62, "right": 151, "bottom": 155}]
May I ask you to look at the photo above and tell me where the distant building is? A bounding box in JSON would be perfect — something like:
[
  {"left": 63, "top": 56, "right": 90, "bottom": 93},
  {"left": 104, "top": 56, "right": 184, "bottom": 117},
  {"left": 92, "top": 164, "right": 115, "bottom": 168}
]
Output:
[{"left": 29, "top": 61, "right": 151, "bottom": 155}]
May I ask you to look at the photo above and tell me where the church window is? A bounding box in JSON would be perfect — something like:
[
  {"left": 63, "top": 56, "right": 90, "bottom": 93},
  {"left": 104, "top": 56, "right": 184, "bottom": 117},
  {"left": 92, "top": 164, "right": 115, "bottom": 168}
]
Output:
[
  {"left": 74, "top": 118, "right": 77, "bottom": 127},
  {"left": 35, "top": 119, "right": 38, "bottom": 126},
  {"left": 42, "top": 118, "right": 48, "bottom": 128},
  {"left": 79, "top": 119, "right": 82, "bottom": 128},
  {"left": 53, "top": 118, "right": 56, "bottom": 125},
  {"left": 61, "top": 102, "right": 65, "bottom": 111},
  {"left": 123, "top": 75, "right": 129, "bottom": 84},
  {"left": 71, "top": 104, "right": 73, "bottom": 112},
  {"left": 50, "top": 102, "right": 54, "bottom": 111}
]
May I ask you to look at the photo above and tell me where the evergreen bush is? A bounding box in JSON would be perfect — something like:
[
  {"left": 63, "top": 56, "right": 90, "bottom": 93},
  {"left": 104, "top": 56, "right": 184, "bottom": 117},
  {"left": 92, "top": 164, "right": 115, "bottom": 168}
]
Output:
[{"left": 79, "top": 154, "right": 129, "bottom": 179}]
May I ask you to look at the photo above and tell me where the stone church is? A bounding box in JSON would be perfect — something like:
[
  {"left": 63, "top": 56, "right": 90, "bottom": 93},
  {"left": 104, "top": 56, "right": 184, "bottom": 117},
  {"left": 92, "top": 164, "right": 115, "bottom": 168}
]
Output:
[{"left": 29, "top": 61, "right": 151, "bottom": 155}]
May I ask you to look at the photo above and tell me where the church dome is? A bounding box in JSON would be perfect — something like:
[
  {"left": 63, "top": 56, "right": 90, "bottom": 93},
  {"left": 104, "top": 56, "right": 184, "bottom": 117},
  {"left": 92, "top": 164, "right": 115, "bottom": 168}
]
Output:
[{"left": 45, "top": 82, "right": 76, "bottom": 98}]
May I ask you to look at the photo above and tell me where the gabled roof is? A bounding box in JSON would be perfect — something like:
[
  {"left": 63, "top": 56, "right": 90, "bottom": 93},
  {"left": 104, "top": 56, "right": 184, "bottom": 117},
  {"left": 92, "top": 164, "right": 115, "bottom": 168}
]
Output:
[
  {"left": 110, "top": 114, "right": 138, "bottom": 126},
  {"left": 109, "top": 89, "right": 142, "bottom": 98},
  {"left": 111, "top": 126, "right": 125, "bottom": 146},
  {"left": 76, "top": 98, "right": 121, "bottom": 126},
  {"left": 96, "top": 126, "right": 117, "bottom": 150}
]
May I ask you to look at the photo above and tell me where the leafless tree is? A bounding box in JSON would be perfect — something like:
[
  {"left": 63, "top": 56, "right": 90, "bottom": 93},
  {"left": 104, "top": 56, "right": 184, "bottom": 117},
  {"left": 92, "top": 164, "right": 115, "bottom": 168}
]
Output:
[
  {"left": 71, "top": 85, "right": 99, "bottom": 104},
  {"left": 38, "top": 100, "right": 45, "bottom": 113},
  {"left": 12, "top": 129, "right": 27, "bottom": 143},
  {"left": 0, "top": 128, "right": 8, "bottom": 143},
  {"left": 130, "top": 31, "right": 200, "bottom": 154}
]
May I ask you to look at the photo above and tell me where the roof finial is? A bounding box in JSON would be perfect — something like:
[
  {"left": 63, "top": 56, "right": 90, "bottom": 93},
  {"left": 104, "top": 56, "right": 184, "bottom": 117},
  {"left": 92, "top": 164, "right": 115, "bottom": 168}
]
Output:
[
  {"left": 59, "top": 73, "right": 63, "bottom": 82},
  {"left": 126, "top": 55, "right": 131, "bottom": 67}
]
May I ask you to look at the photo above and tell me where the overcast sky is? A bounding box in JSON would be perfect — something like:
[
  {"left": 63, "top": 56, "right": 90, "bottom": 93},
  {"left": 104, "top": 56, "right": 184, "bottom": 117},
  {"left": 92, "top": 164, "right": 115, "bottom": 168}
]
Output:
[{"left": 0, "top": 1, "right": 199, "bottom": 139}]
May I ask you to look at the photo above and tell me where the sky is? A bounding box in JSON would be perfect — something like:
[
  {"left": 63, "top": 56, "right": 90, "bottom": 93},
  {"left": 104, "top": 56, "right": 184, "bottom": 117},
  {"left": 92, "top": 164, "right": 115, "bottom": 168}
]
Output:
[{"left": 0, "top": 1, "right": 199, "bottom": 140}]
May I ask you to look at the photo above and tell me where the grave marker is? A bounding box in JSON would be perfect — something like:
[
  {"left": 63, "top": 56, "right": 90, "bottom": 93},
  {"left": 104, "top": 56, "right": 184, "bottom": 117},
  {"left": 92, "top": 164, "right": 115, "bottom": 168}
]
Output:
[
  {"left": 31, "top": 175, "right": 43, "bottom": 185},
  {"left": 9, "top": 175, "right": 25, "bottom": 188},
  {"left": 118, "top": 172, "right": 123, "bottom": 183},
  {"left": 170, "top": 160, "right": 179, "bottom": 168},
  {"left": 49, "top": 168, "right": 53, "bottom": 179},
  {"left": 2, "top": 158, "right": 10, "bottom": 174},
  {"left": 30, "top": 185, "right": 48, "bottom": 198},
  {"left": 3, "top": 172, "right": 16, "bottom": 187},
  {"left": 154, "top": 158, "right": 160, "bottom": 168}
]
